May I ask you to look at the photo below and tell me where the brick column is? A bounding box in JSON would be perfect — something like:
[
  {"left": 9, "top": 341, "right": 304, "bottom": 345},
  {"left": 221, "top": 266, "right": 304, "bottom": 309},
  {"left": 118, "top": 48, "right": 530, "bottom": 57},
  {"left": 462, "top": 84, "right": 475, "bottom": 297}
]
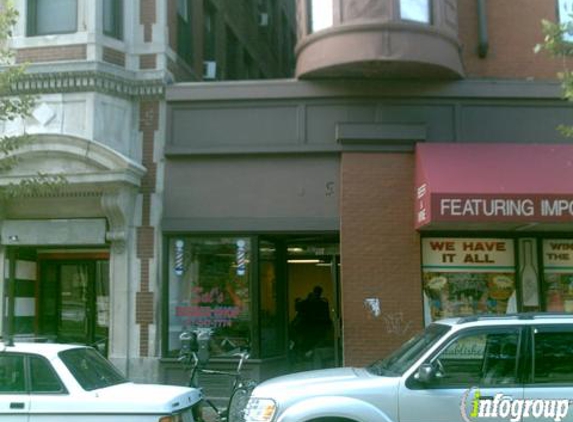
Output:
[
  {"left": 136, "top": 101, "right": 159, "bottom": 357},
  {"left": 340, "top": 152, "right": 423, "bottom": 366},
  {"left": 141, "top": 0, "right": 157, "bottom": 42}
]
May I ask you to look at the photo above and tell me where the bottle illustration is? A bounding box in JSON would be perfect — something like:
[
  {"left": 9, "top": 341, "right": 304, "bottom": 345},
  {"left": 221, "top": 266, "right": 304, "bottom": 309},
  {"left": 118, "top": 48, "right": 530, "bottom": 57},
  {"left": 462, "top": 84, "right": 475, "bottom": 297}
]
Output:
[{"left": 521, "top": 240, "right": 539, "bottom": 307}]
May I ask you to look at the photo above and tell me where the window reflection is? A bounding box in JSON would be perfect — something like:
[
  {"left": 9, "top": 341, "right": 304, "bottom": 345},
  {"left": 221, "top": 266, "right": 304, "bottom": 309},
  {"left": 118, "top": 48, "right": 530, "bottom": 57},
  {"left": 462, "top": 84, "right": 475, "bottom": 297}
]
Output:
[
  {"left": 168, "top": 237, "right": 252, "bottom": 357},
  {"left": 534, "top": 331, "right": 573, "bottom": 384},
  {"left": 308, "top": 0, "right": 333, "bottom": 33},
  {"left": 400, "top": 0, "right": 430, "bottom": 24}
]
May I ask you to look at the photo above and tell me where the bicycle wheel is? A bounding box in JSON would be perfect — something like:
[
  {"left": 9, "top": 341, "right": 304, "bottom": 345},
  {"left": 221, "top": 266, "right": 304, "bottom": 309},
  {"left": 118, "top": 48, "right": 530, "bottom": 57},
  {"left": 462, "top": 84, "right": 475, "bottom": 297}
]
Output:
[{"left": 227, "top": 386, "right": 253, "bottom": 422}]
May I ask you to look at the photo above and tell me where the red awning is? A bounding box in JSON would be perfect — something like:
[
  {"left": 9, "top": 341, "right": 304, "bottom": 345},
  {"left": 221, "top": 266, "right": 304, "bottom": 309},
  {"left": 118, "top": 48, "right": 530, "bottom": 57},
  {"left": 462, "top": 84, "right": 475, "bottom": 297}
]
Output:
[{"left": 415, "top": 143, "right": 573, "bottom": 229}]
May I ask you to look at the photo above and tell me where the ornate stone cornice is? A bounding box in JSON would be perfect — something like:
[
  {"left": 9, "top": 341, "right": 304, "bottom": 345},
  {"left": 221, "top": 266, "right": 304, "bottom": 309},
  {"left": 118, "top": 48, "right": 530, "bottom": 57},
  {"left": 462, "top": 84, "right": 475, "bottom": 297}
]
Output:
[{"left": 5, "top": 70, "right": 165, "bottom": 100}]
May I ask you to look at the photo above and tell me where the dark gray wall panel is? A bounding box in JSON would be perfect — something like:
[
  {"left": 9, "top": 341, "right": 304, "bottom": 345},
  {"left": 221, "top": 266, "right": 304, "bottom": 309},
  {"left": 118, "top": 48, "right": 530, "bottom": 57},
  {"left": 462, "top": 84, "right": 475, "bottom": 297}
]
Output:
[
  {"left": 306, "top": 104, "right": 376, "bottom": 145},
  {"left": 164, "top": 155, "right": 340, "bottom": 229},
  {"left": 461, "top": 105, "right": 572, "bottom": 143},
  {"left": 375, "top": 104, "right": 455, "bottom": 141},
  {"left": 170, "top": 104, "right": 300, "bottom": 147}
]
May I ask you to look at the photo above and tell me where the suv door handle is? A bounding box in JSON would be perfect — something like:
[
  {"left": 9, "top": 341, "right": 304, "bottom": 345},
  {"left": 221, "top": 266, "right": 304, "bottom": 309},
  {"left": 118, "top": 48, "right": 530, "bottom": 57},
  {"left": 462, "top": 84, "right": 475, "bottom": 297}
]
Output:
[{"left": 10, "top": 402, "right": 25, "bottom": 409}]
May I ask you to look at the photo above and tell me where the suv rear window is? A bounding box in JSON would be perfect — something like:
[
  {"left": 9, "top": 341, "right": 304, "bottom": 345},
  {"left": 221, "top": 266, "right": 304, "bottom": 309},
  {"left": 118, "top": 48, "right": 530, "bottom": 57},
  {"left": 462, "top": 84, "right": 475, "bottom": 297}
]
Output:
[{"left": 59, "top": 348, "right": 126, "bottom": 391}]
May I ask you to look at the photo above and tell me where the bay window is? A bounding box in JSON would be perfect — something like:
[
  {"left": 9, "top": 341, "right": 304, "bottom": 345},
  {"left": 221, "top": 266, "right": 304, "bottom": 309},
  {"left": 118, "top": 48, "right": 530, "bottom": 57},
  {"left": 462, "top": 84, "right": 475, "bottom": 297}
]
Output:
[{"left": 27, "top": 0, "right": 77, "bottom": 36}]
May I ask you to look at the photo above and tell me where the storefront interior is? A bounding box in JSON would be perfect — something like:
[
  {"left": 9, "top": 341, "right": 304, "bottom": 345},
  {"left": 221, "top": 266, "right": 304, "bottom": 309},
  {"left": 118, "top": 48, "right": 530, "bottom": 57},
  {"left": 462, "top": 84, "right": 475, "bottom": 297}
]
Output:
[
  {"left": 163, "top": 233, "right": 340, "bottom": 380},
  {"left": 4, "top": 247, "right": 110, "bottom": 355}
]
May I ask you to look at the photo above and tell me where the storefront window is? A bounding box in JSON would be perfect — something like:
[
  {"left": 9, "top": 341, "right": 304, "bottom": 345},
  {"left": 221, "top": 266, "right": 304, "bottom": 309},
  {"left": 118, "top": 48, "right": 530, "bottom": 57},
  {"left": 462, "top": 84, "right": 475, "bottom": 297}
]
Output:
[
  {"left": 167, "top": 237, "right": 251, "bottom": 357},
  {"left": 422, "top": 238, "right": 516, "bottom": 324},
  {"left": 543, "top": 239, "right": 573, "bottom": 312}
]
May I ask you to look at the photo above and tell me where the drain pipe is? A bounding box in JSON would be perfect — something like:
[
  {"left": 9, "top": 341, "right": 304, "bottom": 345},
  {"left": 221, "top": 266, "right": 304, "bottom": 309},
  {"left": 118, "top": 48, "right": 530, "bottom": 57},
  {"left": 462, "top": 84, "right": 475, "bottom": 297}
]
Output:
[{"left": 477, "top": 0, "right": 489, "bottom": 58}]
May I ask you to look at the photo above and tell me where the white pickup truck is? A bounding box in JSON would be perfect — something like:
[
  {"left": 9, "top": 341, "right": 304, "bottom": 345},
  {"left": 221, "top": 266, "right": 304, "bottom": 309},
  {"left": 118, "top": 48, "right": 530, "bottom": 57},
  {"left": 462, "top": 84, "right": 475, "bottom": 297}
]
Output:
[{"left": 0, "top": 341, "right": 202, "bottom": 422}]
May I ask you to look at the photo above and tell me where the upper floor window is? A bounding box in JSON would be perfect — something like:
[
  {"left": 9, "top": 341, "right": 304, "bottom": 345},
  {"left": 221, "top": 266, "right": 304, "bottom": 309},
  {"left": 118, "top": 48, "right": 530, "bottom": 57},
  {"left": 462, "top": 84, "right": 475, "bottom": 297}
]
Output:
[
  {"left": 203, "top": 0, "right": 216, "bottom": 61},
  {"left": 400, "top": 0, "right": 431, "bottom": 24},
  {"left": 307, "top": 0, "right": 333, "bottom": 34},
  {"left": 27, "top": 0, "right": 77, "bottom": 36},
  {"left": 558, "top": 0, "right": 573, "bottom": 42},
  {"left": 103, "top": 0, "right": 123, "bottom": 40},
  {"left": 177, "top": 0, "right": 194, "bottom": 66}
]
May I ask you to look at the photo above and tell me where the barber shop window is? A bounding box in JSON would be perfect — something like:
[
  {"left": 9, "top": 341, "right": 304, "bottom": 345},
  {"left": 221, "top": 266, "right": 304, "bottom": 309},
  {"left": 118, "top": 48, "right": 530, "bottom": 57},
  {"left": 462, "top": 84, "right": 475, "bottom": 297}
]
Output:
[
  {"left": 400, "top": 0, "right": 431, "bottom": 24},
  {"left": 167, "top": 237, "right": 252, "bottom": 358},
  {"left": 306, "top": 0, "right": 333, "bottom": 33},
  {"left": 27, "top": 0, "right": 77, "bottom": 36},
  {"left": 103, "top": 0, "right": 123, "bottom": 40}
]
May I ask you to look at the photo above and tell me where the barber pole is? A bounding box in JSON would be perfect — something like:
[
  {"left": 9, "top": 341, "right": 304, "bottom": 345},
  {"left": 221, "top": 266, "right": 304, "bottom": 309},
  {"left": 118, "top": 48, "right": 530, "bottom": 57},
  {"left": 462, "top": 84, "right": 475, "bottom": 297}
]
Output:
[
  {"left": 236, "top": 239, "right": 246, "bottom": 276},
  {"left": 174, "top": 239, "right": 184, "bottom": 277}
]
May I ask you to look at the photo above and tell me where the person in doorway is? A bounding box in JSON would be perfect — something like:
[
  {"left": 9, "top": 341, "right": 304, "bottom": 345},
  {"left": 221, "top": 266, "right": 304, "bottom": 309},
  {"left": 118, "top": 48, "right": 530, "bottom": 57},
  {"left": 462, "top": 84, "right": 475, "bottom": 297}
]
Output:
[{"left": 297, "top": 285, "right": 332, "bottom": 359}]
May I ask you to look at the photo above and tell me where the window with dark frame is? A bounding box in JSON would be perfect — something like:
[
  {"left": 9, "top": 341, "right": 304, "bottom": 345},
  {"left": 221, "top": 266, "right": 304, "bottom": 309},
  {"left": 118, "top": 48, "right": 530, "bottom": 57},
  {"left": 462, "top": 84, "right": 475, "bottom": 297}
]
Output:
[
  {"left": 0, "top": 354, "right": 26, "bottom": 393},
  {"left": 29, "top": 356, "right": 66, "bottom": 393},
  {"left": 203, "top": 0, "right": 217, "bottom": 61},
  {"left": 177, "top": 0, "right": 194, "bottom": 66},
  {"left": 27, "top": 0, "right": 77, "bottom": 37},
  {"left": 533, "top": 329, "right": 573, "bottom": 384},
  {"left": 103, "top": 0, "right": 123, "bottom": 40}
]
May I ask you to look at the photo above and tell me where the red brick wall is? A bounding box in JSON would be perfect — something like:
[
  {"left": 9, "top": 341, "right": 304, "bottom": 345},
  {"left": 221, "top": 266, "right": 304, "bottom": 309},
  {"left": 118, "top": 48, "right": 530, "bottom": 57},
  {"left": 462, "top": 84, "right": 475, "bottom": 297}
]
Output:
[
  {"left": 141, "top": 0, "right": 157, "bottom": 42},
  {"left": 140, "top": 54, "right": 157, "bottom": 70},
  {"left": 102, "top": 47, "right": 126, "bottom": 67},
  {"left": 16, "top": 45, "right": 87, "bottom": 63},
  {"left": 459, "top": 0, "right": 572, "bottom": 79},
  {"left": 340, "top": 152, "right": 422, "bottom": 367},
  {"left": 136, "top": 100, "right": 159, "bottom": 357}
]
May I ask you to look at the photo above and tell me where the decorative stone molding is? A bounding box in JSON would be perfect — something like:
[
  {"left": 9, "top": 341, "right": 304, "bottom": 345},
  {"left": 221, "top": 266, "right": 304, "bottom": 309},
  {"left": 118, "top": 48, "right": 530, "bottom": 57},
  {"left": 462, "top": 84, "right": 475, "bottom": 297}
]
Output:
[
  {"left": 102, "top": 187, "right": 138, "bottom": 254},
  {"left": 0, "top": 134, "right": 147, "bottom": 190},
  {"left": 4, "top": 70, "right": 165, "bottom": 100}
]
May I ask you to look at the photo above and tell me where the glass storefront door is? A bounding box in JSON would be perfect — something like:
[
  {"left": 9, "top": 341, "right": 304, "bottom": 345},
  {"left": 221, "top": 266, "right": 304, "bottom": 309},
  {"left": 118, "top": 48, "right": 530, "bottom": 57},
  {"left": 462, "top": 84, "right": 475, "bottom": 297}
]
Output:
[
  {"left": 39, "top": 259, "right": 109, "bottom": 354},
  {"left": 287, "top": 240, "right": 340, "bottom": 371}
]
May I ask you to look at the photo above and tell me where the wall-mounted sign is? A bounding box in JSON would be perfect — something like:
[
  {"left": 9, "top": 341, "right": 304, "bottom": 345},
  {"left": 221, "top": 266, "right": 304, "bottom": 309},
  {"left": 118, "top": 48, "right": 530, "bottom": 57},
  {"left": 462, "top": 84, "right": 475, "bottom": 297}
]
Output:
[
  {"left": 543, "top": 239, "right": 573, "bottom": 270},
  {"left": 415, "top": 193, "right": 573, "bottom": 228},
  {"left": 422, "top": 238, "right": 514, "bottom": 271}
]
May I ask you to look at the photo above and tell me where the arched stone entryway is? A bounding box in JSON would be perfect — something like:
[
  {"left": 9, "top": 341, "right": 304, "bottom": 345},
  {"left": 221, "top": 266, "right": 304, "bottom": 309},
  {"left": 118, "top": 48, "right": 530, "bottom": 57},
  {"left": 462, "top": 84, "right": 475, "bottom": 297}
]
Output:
[{"left": 0, "top": 134, "right": 145, "bottom": 374}]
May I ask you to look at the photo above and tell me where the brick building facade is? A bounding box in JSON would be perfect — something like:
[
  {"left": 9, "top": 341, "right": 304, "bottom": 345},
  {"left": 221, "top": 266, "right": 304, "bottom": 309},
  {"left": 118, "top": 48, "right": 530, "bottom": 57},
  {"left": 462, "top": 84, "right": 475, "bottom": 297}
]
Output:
[
  {"left": 164, "top": 0, "right": 573, "bottom": 384},
  {"left": 0, "top": 0, "right": 291, "bottom": 383},
  {"left": 3, "top": 0, "right": 573, "bottom": 388}
]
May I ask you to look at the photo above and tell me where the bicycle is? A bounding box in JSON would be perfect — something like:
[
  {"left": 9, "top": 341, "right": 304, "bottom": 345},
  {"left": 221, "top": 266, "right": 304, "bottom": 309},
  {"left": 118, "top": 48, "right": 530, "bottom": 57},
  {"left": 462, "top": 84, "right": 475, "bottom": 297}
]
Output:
[{"left": 179, "top": 328, "right": 256, "bottom": 422}]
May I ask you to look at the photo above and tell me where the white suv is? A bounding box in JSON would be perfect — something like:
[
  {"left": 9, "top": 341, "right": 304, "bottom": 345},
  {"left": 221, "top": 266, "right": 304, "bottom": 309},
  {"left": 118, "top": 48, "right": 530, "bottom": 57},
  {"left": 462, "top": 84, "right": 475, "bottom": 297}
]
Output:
[{"left": 244, "top": 314, "right": 573, "bottom": 422}]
